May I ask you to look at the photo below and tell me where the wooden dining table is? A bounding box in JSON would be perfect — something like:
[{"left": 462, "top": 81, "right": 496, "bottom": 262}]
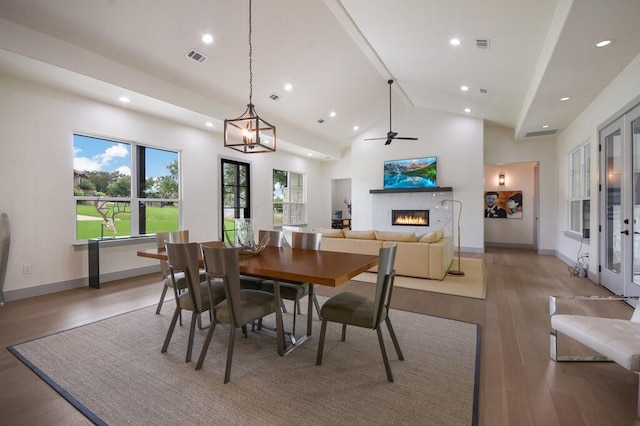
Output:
[{"left": 137, "top": 244, "right": 379, "bottom": 355}]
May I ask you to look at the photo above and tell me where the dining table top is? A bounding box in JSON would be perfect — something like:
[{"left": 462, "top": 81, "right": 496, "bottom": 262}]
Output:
[{"left": 136, "top": 244, "right": 379, "bottom": 287}]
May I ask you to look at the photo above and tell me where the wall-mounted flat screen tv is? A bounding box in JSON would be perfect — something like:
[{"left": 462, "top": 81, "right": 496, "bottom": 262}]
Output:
[{"left": 383, "top": 156, "right": 437, "bottom": 189}]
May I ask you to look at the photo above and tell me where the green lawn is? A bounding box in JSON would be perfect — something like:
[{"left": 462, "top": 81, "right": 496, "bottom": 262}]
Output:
[{"left": 76, "top": 203, "right": 178, "bottom": 240}]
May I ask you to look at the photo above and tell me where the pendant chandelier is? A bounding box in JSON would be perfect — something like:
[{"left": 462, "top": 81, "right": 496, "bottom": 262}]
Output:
[{"left": 224, "top": 0, "right": 276, "bottom": 153}]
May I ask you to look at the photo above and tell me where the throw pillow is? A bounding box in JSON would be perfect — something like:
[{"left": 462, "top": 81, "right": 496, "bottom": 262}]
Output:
[
  {"left": 343, "top": 230, "right": 376, "bottom": 240},
  {"left": 375, "top": 230, "right": 418, "bottom": 242},
  {"left": 311, "top": 228, "right": 344, "bottom": 238},
  {"left": 419, "top": 231, "right": 439, "bottom": 243}
]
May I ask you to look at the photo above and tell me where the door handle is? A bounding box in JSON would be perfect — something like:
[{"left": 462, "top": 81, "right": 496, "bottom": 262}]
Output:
[{"left": 621, "top": 230, "right": 630, "bottom": 235}]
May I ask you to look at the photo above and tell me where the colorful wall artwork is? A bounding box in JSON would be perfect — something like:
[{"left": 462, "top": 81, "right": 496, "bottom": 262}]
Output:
[{"left": 484, "top": 190, "right": 523, "bottom": 219}]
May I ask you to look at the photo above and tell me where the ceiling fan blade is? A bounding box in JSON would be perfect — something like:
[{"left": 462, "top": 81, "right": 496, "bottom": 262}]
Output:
[
  {"left": 364, "top": 137, "right": 387, "bottom": 141},
  {"left": 394, "top": 137, "right": 419, "bottom": 140},
  {"left": 385, "top": 138, "right": 393, "bottom": 145}
]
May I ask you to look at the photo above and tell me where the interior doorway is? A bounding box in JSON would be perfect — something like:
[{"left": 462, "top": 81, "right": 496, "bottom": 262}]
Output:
[{"left": 483, "top": 161, "right": 538, "bottom": 249}]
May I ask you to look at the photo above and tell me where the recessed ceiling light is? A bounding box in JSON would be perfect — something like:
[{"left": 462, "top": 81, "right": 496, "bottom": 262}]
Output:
[
  {"left": 460, "top": 85, "right": 469, "bottom": 91},
  {"left": 329, "top": 111, "right": 336, "bottom": 118},
  {"left": 450, "top": 38, "right": 461, "bottom": 46},
  {"left": 560, "top": 96, "right": 571, "bottom": 101},
  {"left": 594, "top": 39, "right": 614, "bottom": 48},
  {"left": 464, "top": 108, "right": 471, "bottom": 113},
  {"left": 202, "top": 34, "right": 213, "bottom": 44},
  {"left": 284, "top": 83, "right": 293, "bottom": 92},
  {"left": 353, "top": 126, "right": 359, "bottom": 131},
  {"left": 118, "top": 96, "right": 130, "bottom": 103},
  {"left": 307, "top": 153, "right": 313, "bottom": 157},
  {"left": 542, "top": 124, "right": 549, "bottom": 129},
  {"left": 205, "top": 122, "right": 213, "bottom": 128}
]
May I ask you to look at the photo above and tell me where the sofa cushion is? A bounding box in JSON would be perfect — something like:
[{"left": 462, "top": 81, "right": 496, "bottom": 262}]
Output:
[
  {"left": 375, "top": 230, "right": 418, "bottom": 242},
  {"left": 343, "top": 230, "right": 376, "bottom": 240},
  {"left": 311, "top": 228, "right": 344, "bottom": 238},
  {"left": 419, "top": 231, "right": 440, "bottom": 243}
]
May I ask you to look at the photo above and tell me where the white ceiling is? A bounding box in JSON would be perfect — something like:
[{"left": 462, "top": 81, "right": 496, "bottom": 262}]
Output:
[{"left": 0, "top": 0, "right": 638, "bottom": 159}]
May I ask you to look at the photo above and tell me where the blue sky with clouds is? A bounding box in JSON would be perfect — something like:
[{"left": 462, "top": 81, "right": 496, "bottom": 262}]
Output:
[{"left": 73, "top": 135, "right": 176, "bottom": 178}]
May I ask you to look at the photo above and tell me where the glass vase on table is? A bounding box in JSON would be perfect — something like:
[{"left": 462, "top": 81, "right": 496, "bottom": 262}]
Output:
[{"left": 234, "top": 219, "right": 255, "bottom": 250}]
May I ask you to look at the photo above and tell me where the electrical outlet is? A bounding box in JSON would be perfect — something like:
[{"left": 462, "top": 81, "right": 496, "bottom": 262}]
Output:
[{"left": 23, "top": 264, "right": 33, "bottom": 274}]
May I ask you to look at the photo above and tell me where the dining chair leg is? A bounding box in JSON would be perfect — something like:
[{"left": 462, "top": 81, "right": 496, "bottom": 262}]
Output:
[
  {"left": 280, "top": 298, "right": 288, "bottom": 313},
  {"left": 341, "top": 323, "right": 347, "bottom": 341},
  {"left": 376, "top": 326, "right": 394, "bottom": 382},
  {"left": 195, "top": 321, "right": 218, "bottom": 370},
  {"left": 385, "top": 316, "right": 404, "bottom": 360},
  {"left": 161, "top": 308, "right": 181, "bottom": 353},
  {"left": 312, "top": 294, "right": 322, "bottom": 320},
  {"left": 186, "top": 313, "right": 197, "bottom": 363},
  {"left": 316, "top": 319, "right": 328, "bottom": 365},
  {"left": 291, "top": 297, "right": 299, "bottom": 339},
  {"left": 156, "top": 284, "right": 169, "bottom": 314},
  {"left": 224, "top": 327, "right": 236, "bottom": 383},
  {"left": 242, "top": 325, "right": 248, "bottom": 338}
]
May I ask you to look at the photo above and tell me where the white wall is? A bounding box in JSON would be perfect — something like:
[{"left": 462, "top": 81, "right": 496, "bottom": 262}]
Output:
[
  {"left": 0, "top": 75, "right": 322, "bottom": 299},
  {"left": 326, "top": 106, "right": 486, "bottom": 252},
  {"left": 555, "top": 53, "right": 640, "bottom": 277}
]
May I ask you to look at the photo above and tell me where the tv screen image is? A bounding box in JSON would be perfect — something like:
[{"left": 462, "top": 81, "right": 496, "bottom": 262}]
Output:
[{"left": 383, "top": 156, "right": 437, "bottom": 189}]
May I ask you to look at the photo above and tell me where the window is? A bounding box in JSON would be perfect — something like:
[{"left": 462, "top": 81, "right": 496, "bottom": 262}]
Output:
[
  {"left": 568, "top": 143, "right": 590, "bottom": 236},
  {"left": 221, "top": 158, "right": 251, "bottom": 244},
  {"left": 73, "top": 134, "right": 180, "bottom": 240},
  {"left": 273, "top": 169, "right": 306, "bottom": 226}
]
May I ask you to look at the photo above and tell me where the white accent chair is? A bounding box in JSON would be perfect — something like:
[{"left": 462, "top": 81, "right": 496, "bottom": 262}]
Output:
[{"left": 550, "top": 295, "right": 640, "bottom": 418}]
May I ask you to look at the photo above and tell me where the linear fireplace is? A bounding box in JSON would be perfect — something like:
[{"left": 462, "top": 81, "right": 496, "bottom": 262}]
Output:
[{"left": 392, "top": 210, "right": 429, "bottom": 226}]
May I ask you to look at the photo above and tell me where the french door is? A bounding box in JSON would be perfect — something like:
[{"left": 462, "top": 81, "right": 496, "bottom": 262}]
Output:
[
  {"left": 221, "top": 158, "right": 251, "bottom": 244},
  {"left": 600, "top": 104, "right": 640, "bottom": 297}
]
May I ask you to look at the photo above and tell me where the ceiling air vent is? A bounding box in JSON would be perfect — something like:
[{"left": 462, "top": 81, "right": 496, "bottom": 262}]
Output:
[
  {"left": 186, "top": 49, "right": 207, "bottom": 63},
  {"left": 475, "top": 38, "right": 490, "bottom": 49},
  {"left": 269, "top": 93, "right": 281, "bottom": 101},
  {"left": 525, "top": 129, "right": 558, "bottom": 137},
  {"left": 479, "top": 88, "right": 489, "bottom": 94},
  {"left": 317, "top": 119, "right": 325, "bottom": 124}
]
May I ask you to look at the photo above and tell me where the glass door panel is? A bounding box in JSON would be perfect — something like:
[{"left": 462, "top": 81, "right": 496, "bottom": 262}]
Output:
[
  {"left": 633, "top": 116, "right": 640, "bottom": 285},
  {"left": 601, "top": 119, "right": 624, "bottom": 295}
]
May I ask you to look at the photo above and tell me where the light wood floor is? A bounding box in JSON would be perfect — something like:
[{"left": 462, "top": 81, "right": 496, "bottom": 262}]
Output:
[{"left": 1, "top": 248, "right": 639, "bottom": 425}]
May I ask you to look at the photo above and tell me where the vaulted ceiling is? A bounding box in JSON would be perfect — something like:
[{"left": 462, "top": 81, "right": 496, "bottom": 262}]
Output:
[{"left": 0, "top": 0, "right": 638, "bottom": 159}]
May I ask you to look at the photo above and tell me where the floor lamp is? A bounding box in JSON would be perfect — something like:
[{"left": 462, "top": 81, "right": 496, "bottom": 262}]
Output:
[{"left": 440, "top": 199, "right": 464, "bottom": 276}]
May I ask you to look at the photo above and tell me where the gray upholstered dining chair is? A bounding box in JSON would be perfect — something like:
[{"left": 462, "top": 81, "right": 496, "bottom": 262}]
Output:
[
  {"left": 260, "top": 231, "right": 322, "bottom": 339},
  {"left": 161, "top": 242, "right": 226, "bottom": 363},
  {"left": 155, "top": 230, "right": 207, "bottom": 315},
  {"left": 196, "top": 245, "right": 278, "bottom": 383},
  {"left": 316, "top": 244, "right": 404, "bottom": 382}
]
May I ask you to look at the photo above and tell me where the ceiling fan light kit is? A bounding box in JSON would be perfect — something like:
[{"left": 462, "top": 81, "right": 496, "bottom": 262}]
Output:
[{"left": 365, "top": 79, "right": 418, "bottom": 145}]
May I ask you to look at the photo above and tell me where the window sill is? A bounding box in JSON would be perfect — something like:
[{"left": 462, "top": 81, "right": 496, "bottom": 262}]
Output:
[{"left": 563, "top": 230, "right": 589, "bottom": 244}]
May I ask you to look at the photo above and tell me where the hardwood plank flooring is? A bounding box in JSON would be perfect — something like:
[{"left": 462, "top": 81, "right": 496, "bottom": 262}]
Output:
[{"left": 1, "top": 248, "right": 639, "bottom": 425}]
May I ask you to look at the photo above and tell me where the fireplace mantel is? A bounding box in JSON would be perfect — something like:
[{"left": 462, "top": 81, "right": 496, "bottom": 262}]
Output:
[{"left": 369, "top": 187, "right": 452, "bottom": 194}]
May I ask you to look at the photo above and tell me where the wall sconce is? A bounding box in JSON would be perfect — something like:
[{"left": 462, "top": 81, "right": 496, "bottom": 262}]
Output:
[{"left": 498, "top": 174, "right": 505, "bottom": 186}]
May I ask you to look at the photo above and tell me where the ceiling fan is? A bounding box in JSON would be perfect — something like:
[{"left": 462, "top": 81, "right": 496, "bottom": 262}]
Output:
[{"left": 365, "top": 79, "right": 418, "bottom": 145}]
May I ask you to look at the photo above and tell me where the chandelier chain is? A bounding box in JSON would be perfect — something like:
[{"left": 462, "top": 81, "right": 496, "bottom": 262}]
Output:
[{"left": 248, "top": 0, "right": 253, "bottom": 105}]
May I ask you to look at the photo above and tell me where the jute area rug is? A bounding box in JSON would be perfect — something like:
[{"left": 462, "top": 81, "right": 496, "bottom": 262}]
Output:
[
  {"left": 354, "top": 258, "right": 487, "bottom": 300},
  {"left": 9, "top": 300, "right": 480, "bottom": 426}
]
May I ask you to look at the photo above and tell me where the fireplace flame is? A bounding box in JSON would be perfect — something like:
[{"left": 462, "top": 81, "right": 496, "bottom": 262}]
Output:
[{"left": 394, "top": 215, "right": 427, "bottom": 225}]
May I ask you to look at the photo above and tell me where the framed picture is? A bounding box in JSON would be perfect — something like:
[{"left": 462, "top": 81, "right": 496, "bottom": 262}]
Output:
[{"left": 484, "top": 190, "right": 523, "bottom": 219}]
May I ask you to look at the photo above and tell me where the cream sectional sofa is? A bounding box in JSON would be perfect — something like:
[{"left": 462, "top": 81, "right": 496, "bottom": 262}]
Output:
[{"left": 311, "top": 228, "right": 453, "bottom": 280}]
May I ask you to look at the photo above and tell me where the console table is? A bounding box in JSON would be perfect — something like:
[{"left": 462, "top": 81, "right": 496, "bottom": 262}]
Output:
[{"left": 88, "top": 236, "right": 151, "bottom": 289}]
